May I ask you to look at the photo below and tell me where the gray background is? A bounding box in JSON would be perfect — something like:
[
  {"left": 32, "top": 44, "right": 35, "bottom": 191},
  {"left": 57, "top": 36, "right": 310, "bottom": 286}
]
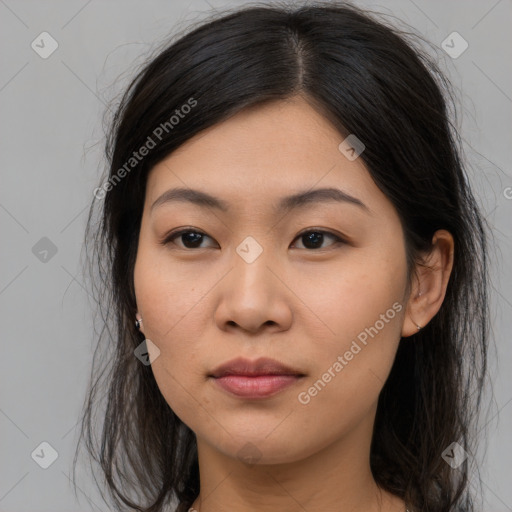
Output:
[{"left": 1, "top": 0, "right": 511, "bottom": 511}]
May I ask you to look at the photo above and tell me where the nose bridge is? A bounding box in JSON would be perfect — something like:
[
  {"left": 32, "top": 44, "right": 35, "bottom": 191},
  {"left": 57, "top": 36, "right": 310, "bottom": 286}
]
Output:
[
  {"left": 232, "top": 233, "right": 276, "bottom": 297},
  {"left": 213, "top": 231, "right": 292, "bottom": 333}
]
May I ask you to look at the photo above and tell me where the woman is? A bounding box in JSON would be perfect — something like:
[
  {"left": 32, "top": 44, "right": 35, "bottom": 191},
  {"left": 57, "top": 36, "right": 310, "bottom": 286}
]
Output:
[{"left": 75, "top": 2, "right": 490, "bottom": 511}]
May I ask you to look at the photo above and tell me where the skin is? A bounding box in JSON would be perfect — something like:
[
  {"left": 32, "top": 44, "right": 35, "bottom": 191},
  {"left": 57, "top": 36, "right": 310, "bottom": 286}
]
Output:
[{"left": 133, "top": 96, "right": 454, "bottom": 512}]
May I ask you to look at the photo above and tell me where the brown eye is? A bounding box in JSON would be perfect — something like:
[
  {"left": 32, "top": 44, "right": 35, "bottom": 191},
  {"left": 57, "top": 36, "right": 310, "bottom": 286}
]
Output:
[
  {"left": 161, "top": 229, "right": 217, "bottom": 249},
  {"left": 160, "top": 228, "right": 345, "bottom": 251},
  {"left": 291, "top": 230, "right": 344, "bottom": 250}
]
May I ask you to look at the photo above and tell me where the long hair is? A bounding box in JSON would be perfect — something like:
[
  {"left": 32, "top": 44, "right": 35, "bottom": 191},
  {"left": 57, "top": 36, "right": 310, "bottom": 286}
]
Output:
[{"left": 74, "top": 2, "right": 491, "bottom": 511}]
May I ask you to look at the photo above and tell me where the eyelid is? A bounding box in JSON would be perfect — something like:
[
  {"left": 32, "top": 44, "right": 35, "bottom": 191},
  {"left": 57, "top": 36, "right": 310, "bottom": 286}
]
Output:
[
  {"left": 160, "top": 227, "right": 347, "bottom": 249},
  {"left": 159, "top": 227, "right": 216, "bottom": 247},
  {"left": 291, "top": 228, "right": 346, "bottom": 249}
]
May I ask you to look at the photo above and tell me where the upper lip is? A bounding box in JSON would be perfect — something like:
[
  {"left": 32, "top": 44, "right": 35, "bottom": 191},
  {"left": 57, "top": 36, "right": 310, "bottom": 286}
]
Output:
[{"left": 209, "top": 357, "right": 305, "bottom": 378}]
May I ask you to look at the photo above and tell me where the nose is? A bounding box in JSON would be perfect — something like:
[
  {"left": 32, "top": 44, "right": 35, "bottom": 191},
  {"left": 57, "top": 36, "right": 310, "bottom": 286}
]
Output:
[{"left": 213, "top": 246, "right": 293, "bottom": 335}]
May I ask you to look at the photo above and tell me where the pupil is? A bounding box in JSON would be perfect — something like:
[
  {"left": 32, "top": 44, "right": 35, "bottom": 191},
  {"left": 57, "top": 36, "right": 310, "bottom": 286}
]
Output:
[
  {"left": 183, "top": 232, "right": 203, "bottom": 248},
  {"left": 303, "top": 232, "right": 323, "bottom": 249}
]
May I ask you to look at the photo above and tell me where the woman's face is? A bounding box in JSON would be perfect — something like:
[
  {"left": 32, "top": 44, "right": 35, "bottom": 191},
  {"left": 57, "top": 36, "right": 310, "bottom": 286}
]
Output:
[{"left": 134, "top": 97, "right": 412, "bottom": 464}]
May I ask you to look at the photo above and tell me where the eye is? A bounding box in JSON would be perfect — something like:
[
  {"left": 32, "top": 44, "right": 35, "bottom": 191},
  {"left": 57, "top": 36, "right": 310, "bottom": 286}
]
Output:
[
  {"left": 160, "top": 228, "right": 217, "bottom": 250},
  {"left": 291, "top": 229, "right": 345, "bottom": 250},
  {"left": 160, "top": 228, "right": 345, "bottom": 251}
]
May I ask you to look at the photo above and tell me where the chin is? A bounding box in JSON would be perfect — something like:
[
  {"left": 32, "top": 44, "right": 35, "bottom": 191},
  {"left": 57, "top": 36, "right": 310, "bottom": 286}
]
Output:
[{"left": 200, "top": 426, "right": 316, "bottom": 466}]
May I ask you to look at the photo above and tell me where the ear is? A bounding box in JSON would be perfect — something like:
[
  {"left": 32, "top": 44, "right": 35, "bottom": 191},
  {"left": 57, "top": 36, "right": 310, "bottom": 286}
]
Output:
[{"left": 401, "top": 229, "right": 454, "bottom": 338}]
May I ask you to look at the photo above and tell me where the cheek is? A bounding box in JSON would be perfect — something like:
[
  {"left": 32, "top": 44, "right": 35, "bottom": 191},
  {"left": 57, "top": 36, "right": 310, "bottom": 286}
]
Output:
[
  {"left": 150, "top": 348, "right": 205, "bottom": 425},
  {"left": 292, "top": 247, "right": 407, "bottom": 411},
  {"left": 293, "top": 303, "right": 404, "bottom": 442},
  {"left": 292, "top": 246, "right": 407, "bottom": 343},
  {"left": 134, "top": 240, "right": 211, "bottom": 341},
  {"left": 134, "top": 243, "right": 216, "bottom": 421}
]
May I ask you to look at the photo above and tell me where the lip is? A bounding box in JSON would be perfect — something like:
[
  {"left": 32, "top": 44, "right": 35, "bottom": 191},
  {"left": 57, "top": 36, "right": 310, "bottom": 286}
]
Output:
[
  {"left": 209, "top": 357, "right": 305, "bottom": 399},
  {"left": 213, "top": 374, "right": 303, "bottom": 398},
  {"left": 209, "top": 356, "right": 304, "bottom": 378}
]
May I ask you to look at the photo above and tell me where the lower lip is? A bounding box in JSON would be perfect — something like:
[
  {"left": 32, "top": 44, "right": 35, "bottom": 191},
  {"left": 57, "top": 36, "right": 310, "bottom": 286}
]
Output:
[{"left": 212, "top": 374, "right": 302, "bottom": 398}]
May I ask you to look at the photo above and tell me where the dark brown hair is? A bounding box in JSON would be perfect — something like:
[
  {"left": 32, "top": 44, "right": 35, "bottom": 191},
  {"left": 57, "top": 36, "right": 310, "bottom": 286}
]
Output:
[{"left": 74, "top": 2, "right": 491, "bottom": 511}]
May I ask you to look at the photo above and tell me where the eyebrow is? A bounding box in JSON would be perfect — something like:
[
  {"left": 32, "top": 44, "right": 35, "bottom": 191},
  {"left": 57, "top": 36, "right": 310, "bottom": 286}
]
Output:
[{"left": 150, "top": 186, "right": 371, "bottom": 214}]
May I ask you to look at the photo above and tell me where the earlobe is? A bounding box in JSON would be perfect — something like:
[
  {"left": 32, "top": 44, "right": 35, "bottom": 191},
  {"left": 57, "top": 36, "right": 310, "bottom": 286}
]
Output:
[
  {"left": 135, "top": 314, "right": 144, "bottom": 333},
  {"left": 401, "top": 288, "right": 426, "bottom": 338},
  {"left": 401, "top": 229, "right": 455, "bottom": 338}
]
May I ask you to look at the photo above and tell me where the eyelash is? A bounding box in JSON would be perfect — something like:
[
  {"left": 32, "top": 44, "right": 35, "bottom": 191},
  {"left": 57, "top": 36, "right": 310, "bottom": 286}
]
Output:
[{"left": 160, "top": 227, "right": 346, "bottom": 251}]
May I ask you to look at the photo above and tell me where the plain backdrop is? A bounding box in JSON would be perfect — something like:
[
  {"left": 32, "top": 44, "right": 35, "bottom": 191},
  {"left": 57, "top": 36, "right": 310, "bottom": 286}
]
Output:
[{"left": 1, "top": 1, "right": 511, "bottom": 511}]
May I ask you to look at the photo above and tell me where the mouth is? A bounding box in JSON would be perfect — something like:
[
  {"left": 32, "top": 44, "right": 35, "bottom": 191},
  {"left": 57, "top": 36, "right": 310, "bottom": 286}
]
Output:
[{"left": 209, "top": 357, "right": 306, "bottom": 399}]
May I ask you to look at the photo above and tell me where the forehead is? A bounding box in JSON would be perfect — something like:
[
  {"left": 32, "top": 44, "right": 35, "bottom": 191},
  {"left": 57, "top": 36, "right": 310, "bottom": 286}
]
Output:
[
  {"left": 153, "top": 98, "right": 343, "bottom": 176},
  {"left": 144, "top": 98, "right": 393, "bottom": 220}
]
